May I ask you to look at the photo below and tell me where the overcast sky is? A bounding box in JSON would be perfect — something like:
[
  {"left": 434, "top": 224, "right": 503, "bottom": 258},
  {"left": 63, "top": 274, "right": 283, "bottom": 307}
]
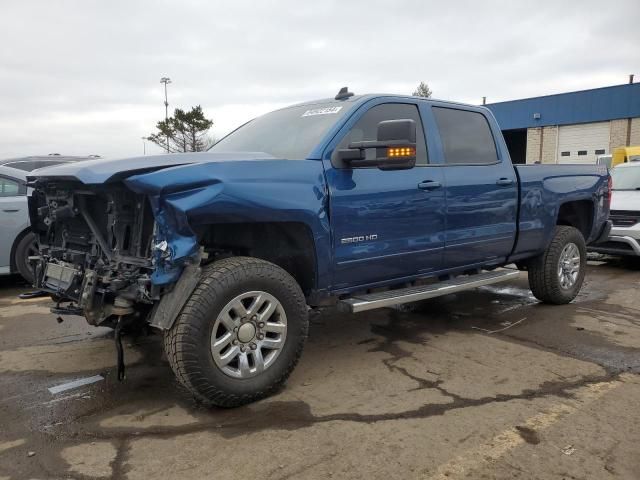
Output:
[{"left": 1, "top": 0, "right": 638, "bottom": 159}]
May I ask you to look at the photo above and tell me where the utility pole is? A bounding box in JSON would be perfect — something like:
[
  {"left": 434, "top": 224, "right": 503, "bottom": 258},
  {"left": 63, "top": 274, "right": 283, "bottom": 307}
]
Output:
[
  {"left": 160, "top": 77, "right": 172, "bottom": 152},
  {"left": 141, "top": 136, "right": 147, "bottom": 155}
]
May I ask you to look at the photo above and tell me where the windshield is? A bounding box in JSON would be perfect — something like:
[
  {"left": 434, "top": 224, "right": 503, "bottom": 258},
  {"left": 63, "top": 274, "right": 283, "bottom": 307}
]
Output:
[
  {"left": 611, "top": 166, "right": 640, "bottom": 190},
  {"left": 209, "top": 103, "right": 348, "bottom": 160}
]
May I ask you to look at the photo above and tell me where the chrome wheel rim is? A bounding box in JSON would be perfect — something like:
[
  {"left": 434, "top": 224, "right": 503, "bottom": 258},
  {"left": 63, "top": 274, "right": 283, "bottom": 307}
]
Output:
[
  {"left": 558, "top": 242, "right": 580, "bottom": 289},
  {"left": 210, "top": 291, "right": 287, "bottom": 379}
]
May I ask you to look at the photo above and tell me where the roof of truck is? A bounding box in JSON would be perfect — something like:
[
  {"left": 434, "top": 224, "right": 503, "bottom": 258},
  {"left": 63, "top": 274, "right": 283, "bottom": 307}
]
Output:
[{"left": 284, "top": 93, "right": 484, "bottom": 111}]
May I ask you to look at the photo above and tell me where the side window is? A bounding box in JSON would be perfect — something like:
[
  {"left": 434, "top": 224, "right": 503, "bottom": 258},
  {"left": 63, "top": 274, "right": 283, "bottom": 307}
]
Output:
[
  {"left": 334, "top": 103, "right": 428, "bottom": 167},
  {"left": 0, "top": 177, "right": 22, "bottom": 197},
  {"left": 433, "top": 107, "right": 499, "bottom": 165}
]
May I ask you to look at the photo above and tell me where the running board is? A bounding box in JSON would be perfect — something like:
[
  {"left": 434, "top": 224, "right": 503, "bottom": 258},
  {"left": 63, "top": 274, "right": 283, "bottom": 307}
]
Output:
[{"left": 338, "top": 269, "right": 520, "bottom": 313}]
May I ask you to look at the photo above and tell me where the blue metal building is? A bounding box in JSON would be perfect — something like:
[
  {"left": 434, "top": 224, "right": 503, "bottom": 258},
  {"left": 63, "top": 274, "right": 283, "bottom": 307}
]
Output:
[{"left": 485, "top": 82, "right": 640, "bottom": 164}]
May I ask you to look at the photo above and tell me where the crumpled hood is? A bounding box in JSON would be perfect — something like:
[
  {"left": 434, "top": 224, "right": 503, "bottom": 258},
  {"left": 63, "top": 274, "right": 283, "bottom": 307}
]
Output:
[{"left": 26, "top": 151, "right": 275, "bottom": 184}]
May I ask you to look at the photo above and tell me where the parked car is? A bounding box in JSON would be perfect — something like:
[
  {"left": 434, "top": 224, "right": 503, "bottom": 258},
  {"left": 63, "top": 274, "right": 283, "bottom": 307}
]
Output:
[
  {"left": 27, "top": 91, "right": 611, "bottom": 406},
  {"left": 0, "top": 156, "right": 95, "bottom": 282},
  {"left": 589, "top": 161, "right": 640, "bottom": 257}
]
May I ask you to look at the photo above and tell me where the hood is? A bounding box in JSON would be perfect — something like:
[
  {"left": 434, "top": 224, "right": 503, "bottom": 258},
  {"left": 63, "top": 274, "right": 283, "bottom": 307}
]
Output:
[
  {"left": 611, "top": 190, "right": 640, "bottom": 212},
  {"left": 26, "top": 151, "right": 275, "bottom": 184}
]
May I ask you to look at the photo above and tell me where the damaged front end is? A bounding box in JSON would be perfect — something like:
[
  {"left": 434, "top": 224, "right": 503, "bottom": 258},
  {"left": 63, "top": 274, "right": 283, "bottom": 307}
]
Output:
[{"left": 28, "top": 178, "right": 197, "bottom": 330}]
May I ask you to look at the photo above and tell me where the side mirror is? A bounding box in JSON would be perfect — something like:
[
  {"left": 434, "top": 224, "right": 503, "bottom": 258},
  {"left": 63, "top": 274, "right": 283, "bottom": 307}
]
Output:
[
  {"left": 378, "top": 119, "right": 416, "bottom": 143},
  {"left": 337, "top": 119, "right": 417, "bottom": 170}
]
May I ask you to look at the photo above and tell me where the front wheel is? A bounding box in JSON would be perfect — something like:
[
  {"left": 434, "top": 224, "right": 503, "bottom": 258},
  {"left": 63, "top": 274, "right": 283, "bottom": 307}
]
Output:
[
  {"left": 14, "top": 232, "right": 38, "bottom": 285},
  {"left": 528, "top": 226, "right": 586, "bottom": 304},
  {"left": 164, "top": 257, "right": 308, "bottom": 407}
]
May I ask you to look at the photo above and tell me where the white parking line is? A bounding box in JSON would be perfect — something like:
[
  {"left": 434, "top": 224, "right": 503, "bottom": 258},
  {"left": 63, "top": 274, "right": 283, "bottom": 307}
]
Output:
[
  {"left": 426, "top": 376, "right": 625, "bottom": 480},
  {"left": 48, "top": 375, "right": 104, "bottom": 394}
]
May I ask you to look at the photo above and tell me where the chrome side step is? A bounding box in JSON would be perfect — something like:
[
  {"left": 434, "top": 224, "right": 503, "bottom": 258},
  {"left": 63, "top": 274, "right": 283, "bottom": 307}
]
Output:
[{"left": 338, "top": 269, "right": 520, "bottom": 313}]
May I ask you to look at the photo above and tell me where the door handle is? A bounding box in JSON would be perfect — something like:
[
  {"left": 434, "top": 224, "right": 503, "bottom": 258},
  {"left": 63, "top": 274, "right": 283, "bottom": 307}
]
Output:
[
  {"left": 2, "top": 209, "right": 19, "bottom": 213},
  {"left": 496, "top": 178, "right": 514, "bottom": 186},
  {"left": 418, "top": 180, "right": 442, "bottom": 190}
]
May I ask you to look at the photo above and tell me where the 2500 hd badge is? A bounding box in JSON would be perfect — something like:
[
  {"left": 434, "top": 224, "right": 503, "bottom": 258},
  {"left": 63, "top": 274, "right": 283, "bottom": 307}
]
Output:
[{"left": 341, "top": 234, "right": 378, "bottom": 244}]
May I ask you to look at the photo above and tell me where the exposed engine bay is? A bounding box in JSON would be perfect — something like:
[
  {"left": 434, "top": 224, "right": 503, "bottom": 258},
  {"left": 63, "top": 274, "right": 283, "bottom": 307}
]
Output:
[{"left": 29, "top": 180, "right": 158, "bottom": 328}]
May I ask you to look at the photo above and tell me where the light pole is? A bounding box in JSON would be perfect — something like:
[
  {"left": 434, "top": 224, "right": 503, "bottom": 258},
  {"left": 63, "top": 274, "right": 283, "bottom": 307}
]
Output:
[
  {"left": 141, "top": 136, "right": 147, "bottom": 155},
  {"left": 160, "top": 77, "right": 172, "bottom": 153}
]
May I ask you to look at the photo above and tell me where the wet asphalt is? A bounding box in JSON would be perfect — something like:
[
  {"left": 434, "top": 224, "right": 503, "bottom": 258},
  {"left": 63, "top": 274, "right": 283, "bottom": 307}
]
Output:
[{"left": 0, "top": 257, "right": 639, "bottom": 479}]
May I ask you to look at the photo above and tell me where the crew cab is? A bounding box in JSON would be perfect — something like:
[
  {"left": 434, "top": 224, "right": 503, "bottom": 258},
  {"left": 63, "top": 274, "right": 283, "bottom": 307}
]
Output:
[{"left": 27, "top": 90, "right": 611, "bottom": 407}]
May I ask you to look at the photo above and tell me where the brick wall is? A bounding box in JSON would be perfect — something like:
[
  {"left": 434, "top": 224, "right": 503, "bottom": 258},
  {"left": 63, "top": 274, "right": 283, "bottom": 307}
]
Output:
[
  {"left": 630, "top": 118, "right": 640, "bottom": 146},
  {"left": 541, "top": 126, "right": 558, "bottom": 164},
  {"left": 526, "top": 126, "right": 557, "bottom": 163},
  {"left": 610, "top": 119, "right": 629, "bottom": 150},
  {"left": 526, "top": 127, "right": 542, "bottom": 164}
]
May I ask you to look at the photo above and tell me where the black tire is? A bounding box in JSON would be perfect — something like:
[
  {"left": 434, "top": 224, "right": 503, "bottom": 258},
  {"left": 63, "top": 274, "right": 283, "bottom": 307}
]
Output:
[
  {"left": 164, "top": 256, "right": 308, "bottom": 407},
  {"left": 528, "top": 226, "right": 586, "bottom": 304},
  {"left": 14, "top": 232, "right": 38, "bottom": 285}
]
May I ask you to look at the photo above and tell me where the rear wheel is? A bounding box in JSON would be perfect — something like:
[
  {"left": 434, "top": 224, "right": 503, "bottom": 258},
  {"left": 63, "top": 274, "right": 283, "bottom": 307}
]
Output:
[
  {"left": 14, "top": 232, "right": 38, "bottom": 285},
  {"left": 164, "top": 257, "right": 308, "bottom": 407},
  {"left": 528, "top": 226, "right": 586, "bottom": 304}
]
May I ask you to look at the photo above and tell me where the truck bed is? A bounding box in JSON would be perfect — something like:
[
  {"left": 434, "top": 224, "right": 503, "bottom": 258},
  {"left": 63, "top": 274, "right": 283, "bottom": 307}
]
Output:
[{"left": 512, "top": 163, "right": 610, "bottom": 260}]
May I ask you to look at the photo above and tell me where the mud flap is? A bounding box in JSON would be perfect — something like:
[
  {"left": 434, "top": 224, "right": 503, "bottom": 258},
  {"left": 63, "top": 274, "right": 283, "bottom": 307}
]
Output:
[
  {"left": 591, "top": 220, "right": 612, "bottom": 245},
  {"left": 148, "top": 262, "right": 202, "bottom": 330}
]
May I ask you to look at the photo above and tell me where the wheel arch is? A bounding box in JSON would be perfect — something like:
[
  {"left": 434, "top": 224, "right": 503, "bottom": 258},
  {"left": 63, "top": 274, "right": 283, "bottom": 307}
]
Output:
[
  {"left": 196, "top": 221, "right": 318, "bottom": 297},
  {"left": 555, "top": 199, "right": 594, "bottom": 240},
  {"left": 9, "top": 227, "right": 32, "bottom": 273}
]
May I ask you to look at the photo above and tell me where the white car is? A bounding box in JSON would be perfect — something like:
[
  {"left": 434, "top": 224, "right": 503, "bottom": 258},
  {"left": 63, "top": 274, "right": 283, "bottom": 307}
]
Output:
[
  {"left": 0, "top": 156, "right": 95, "bottom": 282},
  {"left": 590, "top": 162, "right": 640, "bottom": 257}
]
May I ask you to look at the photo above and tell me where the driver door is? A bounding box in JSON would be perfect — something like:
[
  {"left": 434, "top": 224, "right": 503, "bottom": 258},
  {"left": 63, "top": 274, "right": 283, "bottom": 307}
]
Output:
[{"left": 324, "top": 102, "right": 445, "bottom": 291}]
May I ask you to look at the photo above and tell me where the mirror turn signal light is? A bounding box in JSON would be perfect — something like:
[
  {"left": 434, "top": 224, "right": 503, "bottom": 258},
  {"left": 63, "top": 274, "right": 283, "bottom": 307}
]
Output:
[{"left": 387, "top": 146, "right": 416, "bottom": 158}]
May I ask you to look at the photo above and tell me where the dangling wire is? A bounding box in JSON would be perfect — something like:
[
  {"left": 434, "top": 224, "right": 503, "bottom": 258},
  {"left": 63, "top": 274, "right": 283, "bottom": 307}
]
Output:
[{"left": 114, "top": 316, "right": 125, "bottom": 381}]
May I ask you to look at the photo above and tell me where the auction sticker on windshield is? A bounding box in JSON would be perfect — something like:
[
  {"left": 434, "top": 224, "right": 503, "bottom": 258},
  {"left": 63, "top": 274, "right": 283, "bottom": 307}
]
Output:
[{"left": 301, "top": 106, "right": 343, "bottom": 117}]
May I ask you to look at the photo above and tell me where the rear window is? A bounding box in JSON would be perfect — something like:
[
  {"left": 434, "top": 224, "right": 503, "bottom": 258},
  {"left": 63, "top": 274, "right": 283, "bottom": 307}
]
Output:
[{"left": 432, "top": 107, "right": 498, "bottom": 165}]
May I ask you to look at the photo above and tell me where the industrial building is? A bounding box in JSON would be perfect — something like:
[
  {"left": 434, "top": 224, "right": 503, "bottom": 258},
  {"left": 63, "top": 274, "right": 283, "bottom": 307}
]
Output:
[{"left": 486, "top": 81, "right": 640, "bottom": 164}]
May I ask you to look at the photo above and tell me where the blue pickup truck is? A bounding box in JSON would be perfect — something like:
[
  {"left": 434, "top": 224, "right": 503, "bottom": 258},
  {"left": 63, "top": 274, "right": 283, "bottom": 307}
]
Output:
[{"left": 27, "top": 89, "right": 611, "bottom": 406}]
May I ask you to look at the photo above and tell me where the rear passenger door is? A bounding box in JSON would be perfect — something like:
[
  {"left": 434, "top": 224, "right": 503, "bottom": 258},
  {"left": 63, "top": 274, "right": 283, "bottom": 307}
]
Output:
[{"left": 431, "top": 106, "right": 518, "bottom": 268}]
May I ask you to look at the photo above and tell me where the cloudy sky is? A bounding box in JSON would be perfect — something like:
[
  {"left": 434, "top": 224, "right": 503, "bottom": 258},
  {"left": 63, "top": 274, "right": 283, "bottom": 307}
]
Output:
[{"left": 1, "top": 0, "right": 638, "bottom": 159}]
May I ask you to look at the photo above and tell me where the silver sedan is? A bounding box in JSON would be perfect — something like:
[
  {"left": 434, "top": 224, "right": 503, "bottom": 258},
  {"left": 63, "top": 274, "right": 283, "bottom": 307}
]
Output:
[
  {"left": 0, "top": 156, "right": 96, "bottom": 282},
  {"left": 0, "top": 165, "right": 36, "bottom": 282}
]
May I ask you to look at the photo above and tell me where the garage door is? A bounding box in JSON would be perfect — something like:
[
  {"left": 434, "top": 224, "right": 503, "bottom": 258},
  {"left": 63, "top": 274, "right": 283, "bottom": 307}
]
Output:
[{"left": 557, "top": 122, "right": 610, "bottom": 164}]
